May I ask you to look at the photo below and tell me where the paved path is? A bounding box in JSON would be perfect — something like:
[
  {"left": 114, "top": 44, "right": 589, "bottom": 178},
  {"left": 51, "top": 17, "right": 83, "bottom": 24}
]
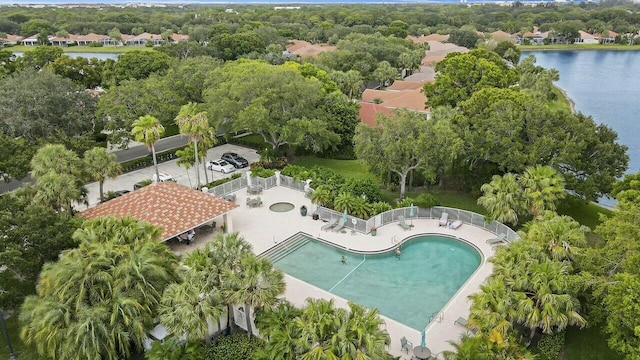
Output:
[{"left": 0, "top": 135, "right": 190, "bottom": 195}]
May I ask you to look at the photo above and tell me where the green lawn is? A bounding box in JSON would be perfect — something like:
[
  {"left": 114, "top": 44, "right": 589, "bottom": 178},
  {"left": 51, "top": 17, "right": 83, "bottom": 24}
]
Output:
[
  {"left": 7, "top": 45, "right": 153, "bottom": 53},
  {"left": 549, "top": 86, "right": 573, "bottom": 113},
  {"left": 562, "top": 325, "right": 622, "bottom": 360},
  {"left": 293, "top": 156, "right": 378, "bottom": 183}
]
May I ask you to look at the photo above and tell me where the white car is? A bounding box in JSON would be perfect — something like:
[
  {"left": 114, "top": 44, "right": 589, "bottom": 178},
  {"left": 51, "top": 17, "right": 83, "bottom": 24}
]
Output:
[
  {"left": 151, "top": 172, "right": 177, "bottom": 183},
  {"left": 207, "top": 159, "right": 236, "bottom": 173}
]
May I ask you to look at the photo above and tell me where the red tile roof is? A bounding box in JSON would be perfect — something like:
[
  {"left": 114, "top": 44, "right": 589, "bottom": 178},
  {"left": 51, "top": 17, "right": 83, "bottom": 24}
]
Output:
[
  {"left": 361, "top": 89, "right": 428, "bottom": 112},
  {"left": 285, "top": 40, "right": 336, "bottom": 58},
  {"left": 358, "top": 102, "right": 393, "bottom": 127},
  {"left": 386, "top": 81, "right": 425, "bottom": 91},
  {"left": 407, "top": 34, "right": 449, "bottom": 43},
  {"left": 79, "top": 182, "right": 238, "bottom": 241}
]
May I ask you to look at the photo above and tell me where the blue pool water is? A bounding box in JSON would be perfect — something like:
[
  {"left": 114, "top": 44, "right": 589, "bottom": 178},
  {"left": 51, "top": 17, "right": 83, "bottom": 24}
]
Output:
[{"left": 273, "top": 235, "right": 481, "bottom": 330}]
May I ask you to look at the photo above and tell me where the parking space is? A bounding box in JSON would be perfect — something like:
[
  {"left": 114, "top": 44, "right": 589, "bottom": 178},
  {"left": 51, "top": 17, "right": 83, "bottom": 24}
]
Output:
[{"left": 81, "top": 144, "right": 260, "bottom": 209}]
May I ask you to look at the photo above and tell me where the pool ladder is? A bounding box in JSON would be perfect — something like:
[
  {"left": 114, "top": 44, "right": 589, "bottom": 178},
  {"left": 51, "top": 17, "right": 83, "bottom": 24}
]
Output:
[{"left": 429, "top": 311, "right": 444, "bottom": 323}]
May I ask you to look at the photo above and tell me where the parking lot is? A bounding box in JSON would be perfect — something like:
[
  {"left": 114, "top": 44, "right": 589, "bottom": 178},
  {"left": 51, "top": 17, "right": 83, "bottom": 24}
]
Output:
[{"left": 81, "top": 144, "right": 260, "bottom": 209}]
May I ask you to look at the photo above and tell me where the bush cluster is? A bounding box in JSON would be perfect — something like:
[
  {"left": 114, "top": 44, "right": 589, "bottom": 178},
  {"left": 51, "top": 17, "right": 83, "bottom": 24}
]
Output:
[
  {"left": 536, "top": 332, "right": 565, "bottom": 360},
  {"left": 203, "top": 172, "right": 242, "bottom": 189},
  {"left": 204, "top": 334, "right": 263, "bottom": 360},
  {"left": 249, "top": 166, "right": 276, "bottom": 178}
]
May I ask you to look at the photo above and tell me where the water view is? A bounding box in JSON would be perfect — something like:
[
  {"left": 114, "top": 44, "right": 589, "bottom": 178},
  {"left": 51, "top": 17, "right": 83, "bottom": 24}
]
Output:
[{"left": 526, "top": 50, "right": 640, "bottom": 176}]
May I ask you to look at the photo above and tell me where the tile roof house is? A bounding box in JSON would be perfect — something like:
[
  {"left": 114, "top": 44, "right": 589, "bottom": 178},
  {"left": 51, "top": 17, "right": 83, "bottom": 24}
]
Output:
[
  {"left": 22, "top": 34, "right": 44, "bottom": 46},
  {"left": 79, "top": 182, "right": 238, "bottom": 242},
  {"left": 358, "top": 102, "right": 393, "bottom": 127},
  {"left": 0, "top": 34, "right": 23, "bottom": 46},
  {"left": 599, "top": 30, "right": 618, "bottom": 44},
  {"left": 358, "top": 86, "right": 430, "bottom": 127},
  {"left": 285, "top": 40, "right": 336, "bottom": 58},
  {"left": 407, "top": 34, "right": 449, "bottom": 44},
  {"left": 575, "top": 30, "right": 599, "bottom": 44},
  {"left": 489, "top": 30, "right": 516, "bottom": 43}
]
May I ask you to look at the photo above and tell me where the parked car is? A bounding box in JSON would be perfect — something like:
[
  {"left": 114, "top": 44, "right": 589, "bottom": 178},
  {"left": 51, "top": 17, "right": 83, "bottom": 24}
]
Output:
[
  {"left": 151, "top": 172, "right": 177, "bottom": 183},
  {"left": 133, "top": 179, "right": 152, "bottom": 190},
  {"left": 221, "top": 152, "right": 249, "bottom": 168},
  {"left": 207, "top": 159, "right": 236, "bottom": 173}
]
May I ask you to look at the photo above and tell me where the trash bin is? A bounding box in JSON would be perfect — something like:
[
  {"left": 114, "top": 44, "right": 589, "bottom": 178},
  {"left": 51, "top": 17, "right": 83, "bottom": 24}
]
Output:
[{"left": 312, "top": 213, "right": 320, "bottom": 220}]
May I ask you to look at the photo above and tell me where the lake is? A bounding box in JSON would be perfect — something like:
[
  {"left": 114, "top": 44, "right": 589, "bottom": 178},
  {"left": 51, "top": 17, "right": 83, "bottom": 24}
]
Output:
[{"left": 526, "top": 50, "right": 640, "bottom": 206}]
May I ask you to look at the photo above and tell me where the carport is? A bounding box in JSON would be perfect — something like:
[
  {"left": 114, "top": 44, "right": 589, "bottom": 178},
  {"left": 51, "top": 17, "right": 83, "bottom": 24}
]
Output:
[{"left": 79, "top": 182, "right": 238, "bottom": 242}]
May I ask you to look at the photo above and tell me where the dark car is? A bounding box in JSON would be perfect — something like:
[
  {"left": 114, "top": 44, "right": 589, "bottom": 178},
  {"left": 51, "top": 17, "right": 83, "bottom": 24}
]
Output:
[{"left": 221, "top": 152, "right": 249, "bottom": 168}]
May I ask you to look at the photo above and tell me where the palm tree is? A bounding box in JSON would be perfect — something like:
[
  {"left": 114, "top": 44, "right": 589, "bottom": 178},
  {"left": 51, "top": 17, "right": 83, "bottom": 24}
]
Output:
[
  {"left": 521, "top": 211, "right": 588, "bottom": 263},
  {"left": 254, "top": 300, "right": 301, "bottom": 341},
  {"left": 511, "top": 257, "right": 586, "bottom": 341},
  {"left": 224, "top": 254, "right": 286, "bottom": 338},
  {"left": 175, "top": 103, "right": 216, "bottom": 188},
  {"left": 205, "top": 233, "right": 253, "bottom": 333},
  {"left": 310, "top": 185, "right": 333, "bottom": 207},
  {"left": 131, "top": 115, "right": 165, "bottom": 183},
  {"left": 20, "top": 217, "right": 179, "bottom": 360},
  {"left": 518, "top": 165, "right": 566, "bottom": 218},
  {"left": 159, "top": 279, "right": 225, "bottom": 342},
  {"left": 477, "top": 173, "right": 523, "bottom": 226},
  {"left": 333, "top": 192, "right": 359, "bottom": 214},
  {"left": 31, "top": 144, "right": 82, "bottom": 179},
  {"left": 443, "top": 333, "right": 490, "bottom": 360},
  {"left": 83, "top": 147, "right": 122, "bottom": 202},
  {"left": 33, "top": 172, "right": 83, "bottom": 215}
]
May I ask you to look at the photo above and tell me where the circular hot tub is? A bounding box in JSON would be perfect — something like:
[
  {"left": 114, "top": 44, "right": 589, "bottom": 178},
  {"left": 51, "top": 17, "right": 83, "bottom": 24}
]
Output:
[{"left": 269, "top": 202, "right": 295, "bottom": 213}]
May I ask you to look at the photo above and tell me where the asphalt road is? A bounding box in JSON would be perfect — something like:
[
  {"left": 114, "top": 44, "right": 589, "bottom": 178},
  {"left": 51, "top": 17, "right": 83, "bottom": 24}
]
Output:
[{"left": 0, "top": 135, "right": 190, "bottom": 194}]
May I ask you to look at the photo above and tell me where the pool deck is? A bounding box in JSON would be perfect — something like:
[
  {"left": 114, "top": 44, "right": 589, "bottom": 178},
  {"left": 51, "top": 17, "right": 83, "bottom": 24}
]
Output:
[{"left": 171, "top": 185, "right": 499, "bottom": 359}]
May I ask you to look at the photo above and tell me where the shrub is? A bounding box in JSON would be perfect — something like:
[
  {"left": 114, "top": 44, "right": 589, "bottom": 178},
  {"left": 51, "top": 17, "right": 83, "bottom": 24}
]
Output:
[
  {"left": 414, "top": 193, "right": 440, "bottom": 208},
  {"left": 281, "top": 165, "right": 345, "bottom": 193},
  {"left": 88, "top": 41, "right": 103, "bottom": 47},
  {"left": 250, "top": 166, "right": 276, "bottom": 178},
  {"left": 396, "top": 197, "right": 415, "bottom": 208},
  {"left": 537, "top": 332, "right": 565, "bottom": 360},
  {"left": 251, "top": 157, "right": 287, "bottom": 170},
  {"left": 146, "top": 338, "right": 204, "bottom": 360},
  {"left": 204, "top": 173, "right": 242, "bottom": 189},
  {"left": 340, "top": 177, "right": 382, "bottom": 203},
  {"left": 370, "top": 201, "right": 393, "bottom": 215},
  {"left": 204, "top": 334, "right": 263, "bottom": 360}
]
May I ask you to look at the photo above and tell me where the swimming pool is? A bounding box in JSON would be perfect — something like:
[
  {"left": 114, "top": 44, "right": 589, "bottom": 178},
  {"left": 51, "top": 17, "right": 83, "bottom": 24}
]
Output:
[{"left": 271, "top": 235, "right": 482, "bottom": 330}]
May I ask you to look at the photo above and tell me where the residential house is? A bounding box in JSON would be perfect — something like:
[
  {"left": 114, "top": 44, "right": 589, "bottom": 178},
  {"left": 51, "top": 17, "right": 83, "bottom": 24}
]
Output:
[
  {"left": 575, "top": 30, "right": 599, "bottom": 44},
  {"left": 75, "top": 33, "right": 114, "bottom": 46},
  {"left": 124, "top": 32, "right": 164, "bottom": 46},
  {"left": 171, "top": 33, "right": 189, "bottom": 43},
  {"left": 489, "top": 30, "right": 516, "bottom": 43},
  {"left": 285, "top": 40, "right": 336, "bottom": 58},
  {"left": 22, "top": 35, "right": 43, "bottom": 46},
  {"left": 521, "top": 28, "right": 549, "bottom": 45},
  {"left": 358, "top": 82, "right": 431, "bottom": 126},
  {"left": 599, "top": 30, "right": 618, "bottom": 44},
  {"left": 0, "top": 34, "right": 23, "bottom": 46}
]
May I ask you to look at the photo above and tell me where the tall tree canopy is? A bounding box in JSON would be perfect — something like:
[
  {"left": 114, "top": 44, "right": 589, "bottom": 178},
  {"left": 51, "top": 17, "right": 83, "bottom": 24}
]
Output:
[
  {"left": 423, "top": 49, "right": 518, "bottom": 108},
  {"left": 205, "top": 60, "right": 339, "bottom": 154},
  {"left": 0, "top": 69, "right": 96, "bottom": 141}
]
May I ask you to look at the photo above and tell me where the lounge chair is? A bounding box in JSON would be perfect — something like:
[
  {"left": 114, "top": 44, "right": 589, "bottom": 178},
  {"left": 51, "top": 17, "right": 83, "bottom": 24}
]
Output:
[
  {"left": 321, "top": 218, "right": 338, "bottom": 231},
  {"left": 449, "top": 220, "right": 462, "bottom": 230},
  {"left": 400, "top": 336, "right": 413, "bottom": 354},
  {"left": 333, "top": 217, "right": 346, "bottom": 232},
  {"left": 486, "top": 233, "right": 507, "bottom": 245},
  {"left": 398, "top": 215, "right": 410, "bottom": 230},
  {"left": 454, "top": 317, "right": 468, "bottom": 327},
  {"left": 438, "top": 212, "right": 449, "bottom": 227}
]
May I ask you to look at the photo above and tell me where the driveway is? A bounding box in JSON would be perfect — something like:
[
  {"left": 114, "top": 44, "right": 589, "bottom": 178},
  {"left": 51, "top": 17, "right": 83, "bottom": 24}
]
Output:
[{"left": 81, "top": 144, "right": 259, "bottom": 209}]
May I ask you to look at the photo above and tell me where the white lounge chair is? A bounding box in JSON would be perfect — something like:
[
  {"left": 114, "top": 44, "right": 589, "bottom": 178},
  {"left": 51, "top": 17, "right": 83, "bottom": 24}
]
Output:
[
  {"left": 486, "top": 233, "right": 507, "bottom": 244},
  {"left": 438, "top": 212, "right": 449, "bottom": 227},
  {"left": 449, "top": 220, "right": 462, "bottom": 230},
  {"left": 321, "top": 218, "right": 338, "bottom": 231},
  {"left": 454, "top": 317, "right": 468, "bottom": 327},
  {"left": 398, "top": 215, "right": 410, "bottom": 230},
  {"left": 333, "top": 217, "right": 346, "bottom": 232}
]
